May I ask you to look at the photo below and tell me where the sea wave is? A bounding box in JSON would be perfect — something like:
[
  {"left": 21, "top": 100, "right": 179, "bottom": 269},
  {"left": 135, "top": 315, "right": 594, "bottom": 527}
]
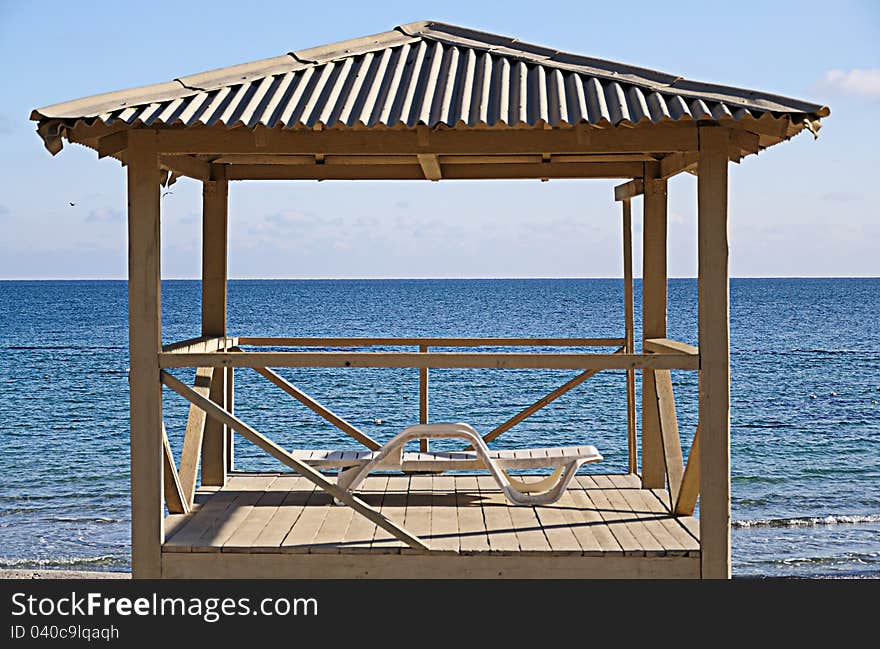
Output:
[
  {"left": 51, "top": 517, "right": 126, "bottom": 525},
  {"left": 790, "top": 349, "right": 880, "bottom": 355},
  {"left": 0, "top": 555, "right": 128, "bottom": 569},
  {"left": 734, "top": 514, "right": 880, "bottom": 528},
  {"left": 3, "top": 345, "right": 125, "bottom": 351}
]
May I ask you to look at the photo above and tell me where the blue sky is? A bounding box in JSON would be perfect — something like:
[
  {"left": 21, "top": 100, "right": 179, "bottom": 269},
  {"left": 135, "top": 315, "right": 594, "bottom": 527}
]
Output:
[{"left": 1, "top": 0, "right": 877, "bottom": 279}]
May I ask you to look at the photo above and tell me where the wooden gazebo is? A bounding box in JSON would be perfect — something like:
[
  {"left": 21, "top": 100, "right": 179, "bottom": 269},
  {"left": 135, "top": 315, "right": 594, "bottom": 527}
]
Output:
[{"left": 32, "top": 21, "right": 829, "bottom": 579}]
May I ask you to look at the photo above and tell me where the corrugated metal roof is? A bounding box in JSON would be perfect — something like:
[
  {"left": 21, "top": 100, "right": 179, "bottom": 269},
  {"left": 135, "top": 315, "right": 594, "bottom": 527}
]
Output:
[{"left": 32, "top": 20, "right": 829, "bottom": 152}]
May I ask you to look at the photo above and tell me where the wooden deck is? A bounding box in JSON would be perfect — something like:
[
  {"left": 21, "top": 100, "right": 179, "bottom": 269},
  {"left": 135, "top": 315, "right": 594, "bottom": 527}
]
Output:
[{"left": 162, "top": 472, "right": 700, "bottom": 578}]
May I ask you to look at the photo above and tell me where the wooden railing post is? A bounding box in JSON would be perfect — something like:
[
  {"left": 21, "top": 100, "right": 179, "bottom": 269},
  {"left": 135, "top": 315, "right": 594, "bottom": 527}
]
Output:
[
  {"left": 226, "top": 364, "right": 234, "bottom": 473},
  {"left": 641, "top": 164, "right": 668, "bottom": 488},
  {"left": 127, "top": 129, "right": 163, "bottom": 578},
  {"left": 697, "top": 125, "right": 731, "bottom": 579},
  {"left": 419, "top": 345, "right": 429, "bottom": 452},
  {"left": 201, "top": 165, "right": 228, "bottom": 486},
  {"left": 622, "top": 198, "right": 636, "bottom": 474}
]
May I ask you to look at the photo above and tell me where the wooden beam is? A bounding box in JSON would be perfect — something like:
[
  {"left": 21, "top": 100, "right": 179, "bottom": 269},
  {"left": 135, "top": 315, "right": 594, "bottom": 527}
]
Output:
[
  {"left": 674, "top": 425, "right": 701, "bottom": 516},
  {"left": 641, "top": 166, "right": 668, "bottom": 489},
  {"left": 98, "top": 130, "right": 128, "bottom": 159},
  {"left": 237, "top": 336, "right": 625, "bottom": 347},
  {"left": 162, "top": 335, "right": 237, "bottom": 353},
  {"left": 160, "top": 154, "right": 211, "bottom": 181},
  {"left": 729, "top": 116, "right": 791, "bottom": 139},
  {"left": 623, "top": 199, "right": 637, "bottom": 474},
  {"left": 654, "top": 369, "right": 684, "bottom": 506},
  {"left": 159, "top": 351, "right": 700, "bottom": 371},
  {"left": 419, "top": 345, "right": 429, "bottom": 452},
  {"left": 153, "top": 125, "right": 700, "bottom": 156},
  {"left": 482, "top": 351, "right": 622, "bottom": 444},
  {"left": 200, "top": 363, "right": 227, "bottom": 487},
  {"left": 249, "top": 365, "right": 381, "bottom": 451},
  {"left": 200, "top": 165, "right": 229, "bottom": 487},
  {"left": 659, "top": 152, "right": 699, "bottom": 179},
  {"left": 161, "top": 423, "right": 188, "bottom": 515},
  {"left": 644, "top": 338, "right": 699, "bottom": 356},
  {"left": 727, "top": 129, "right": 762, "bottom": 163},
  {"left": 697, "top": 125, "right": 731, "bottom": 579},
  {"left": 213, "top": 153, "right": 656, "bottom": 166},
  {"left": 177, "top": 366, "right": 214, "bottom": 506},
  {"left": 226, "top": 164, "right": 423, "bottom": 180},
  {"left": 159, "top": 371, "right": 427, "bottom": 551},
  {"left": 439, "top": 161, "right": 646, "bottom": 180},
  {"left": 226, "top": 367, "right": 235, "bottom": 473},
  {"left": 417, "top": 153, "right": 442, "bottom": 181},
  {"left": 225, "top": 161, "right": 645, "bottom": 181},
  {"left": 614, "top": 179, "right": 644, "bottom": 201},
  {"left": 127, "top": 129, "right": 163, "bottom": 578}
]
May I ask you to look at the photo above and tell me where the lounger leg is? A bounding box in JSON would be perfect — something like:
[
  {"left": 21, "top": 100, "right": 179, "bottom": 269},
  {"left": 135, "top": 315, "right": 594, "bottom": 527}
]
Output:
[
  {"left": 504, "top": 467, "right": 564, "bottom": 493},
  {"left": 501, "top": 460, "right": 587, "bottom": 506}
]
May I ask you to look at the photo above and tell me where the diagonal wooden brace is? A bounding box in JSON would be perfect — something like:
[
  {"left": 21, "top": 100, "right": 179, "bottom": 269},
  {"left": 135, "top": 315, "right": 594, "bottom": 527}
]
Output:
[{"left": 159, "top": 370, "right": 427, "bottom": 551}]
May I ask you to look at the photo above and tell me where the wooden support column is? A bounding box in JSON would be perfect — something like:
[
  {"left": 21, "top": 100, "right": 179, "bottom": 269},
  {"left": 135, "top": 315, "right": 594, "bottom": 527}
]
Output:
[
  {"left": 641, "top": 165, "right": 668, "bottom": 488},
  {"left": 622, "top": 199, "right": 636, "bottom": 474},
  {"left": 226, "top": 367, "right": 234, "bottom": 472},
  {"left": 697, "top": 126, "right": 731, "bottom": 579},
  {"left": 201, "top": 165, "right": 229, "bottom": 486},
  {"left": 127, "top": 130, "right": 163, "bottom": 578},
  {"left": 419, "top": 345, "right": 429, "bottom": 452}
]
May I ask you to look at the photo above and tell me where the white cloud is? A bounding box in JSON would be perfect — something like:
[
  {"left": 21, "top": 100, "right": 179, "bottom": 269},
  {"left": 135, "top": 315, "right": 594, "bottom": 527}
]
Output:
[
  {"left": 86, "top": 207, "right": 122, "bottom": 223},
  {"left": 818, "top": 68, "right": 880, "bottom": 96}
]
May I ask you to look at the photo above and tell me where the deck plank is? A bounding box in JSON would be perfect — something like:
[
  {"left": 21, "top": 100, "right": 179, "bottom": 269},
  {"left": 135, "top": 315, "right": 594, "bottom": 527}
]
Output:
[
  {"left": 607, "top": 474, "right": 684, "bottom": 556},
  {"left": 165, "top": 475, "right": 276, "bottom": 551},
  {"left": 477, "top": 476, "right": 519, "bottom": 553},
  {"left": 341, "top": 476, "right": 387, "bottom": 551},
  {"left": 591, "top": 474, "right": 665, "bottom": 555},
  {"left": 622, "top": 482, "right": 700, "bottom": 555},
  {"left": 430, "top": 475, "right": 460, "bottom": 553},
  {"left": 250, "top": 478, "right": 316, "bottom": 551},
  {"left": 528, "top": 476, "right": 582, "bottom": 554},
  {"left": 372, "top": 476, "right": 408, "bottom": 550},
  {"left": 310, "top": 497, "right": 356, "bottom": 554},
  {"left": 402, "top": 475, "right": 433, "bottom": 554},
  {"left": 455, "top": 476, "right": 490, "bottom": 553},
  {"left": 280, "top": 486, "right": 333, "bottom": 553},
  {"left": 575, "top": 476, "right": 644, "bottom": 555},
  {"left": 222, "top": 477, "right": 296, "bottom": 550},
  {"left": 554, "top": 482, "right": 607, "bottom": 555},
  {"left": 647, "top": 488, "right": 701, "bottom": 548}
]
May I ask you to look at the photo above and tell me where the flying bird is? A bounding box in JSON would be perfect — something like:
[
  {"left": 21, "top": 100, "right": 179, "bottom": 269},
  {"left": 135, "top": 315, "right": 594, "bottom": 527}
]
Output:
[
  {"left": 69, "top": 202, "right": 76, "bottom": 207},
  {"left": 162, "top": 191, "right": 174, "bottom": 199}
]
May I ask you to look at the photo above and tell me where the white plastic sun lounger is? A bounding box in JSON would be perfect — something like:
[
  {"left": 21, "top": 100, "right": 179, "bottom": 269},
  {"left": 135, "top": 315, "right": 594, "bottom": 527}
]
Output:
[{"left": 291, "top": 423, "right": 602, "bottom": 506}]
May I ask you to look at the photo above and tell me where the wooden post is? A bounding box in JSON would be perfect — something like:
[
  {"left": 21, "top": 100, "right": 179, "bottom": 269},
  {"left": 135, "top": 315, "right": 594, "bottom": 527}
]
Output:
[
  {"left": 697, "top": 126, "right": 731, "bottom": 579},
  {"left": 419, "top": 345, "right": 429, "bottom": 452},
  {"left": 641, "top": 165, "right": 668, "bottom": 488},
  {"left": 200, "top": 165, "right": 229, "bottom": 486},
  {"left": 622, "top": 199, "right": 636, "bottom": 474},
  {"left": 226, "top": 367, "right": 234, "bottom": 472},
  {"left": 127, "top": 130, "right": 163, "bottom": 578}
]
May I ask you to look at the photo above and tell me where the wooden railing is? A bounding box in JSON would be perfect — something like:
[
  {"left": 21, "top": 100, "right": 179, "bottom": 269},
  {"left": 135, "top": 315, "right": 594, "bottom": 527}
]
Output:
[{"left": 157, "top": 334, "right": 702, "bottom": 542}]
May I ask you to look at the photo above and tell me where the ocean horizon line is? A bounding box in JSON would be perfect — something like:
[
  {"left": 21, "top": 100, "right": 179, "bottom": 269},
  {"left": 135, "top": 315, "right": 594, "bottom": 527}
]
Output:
[{"left": 1, "top": 276, "right": 878, "bottom": 282}]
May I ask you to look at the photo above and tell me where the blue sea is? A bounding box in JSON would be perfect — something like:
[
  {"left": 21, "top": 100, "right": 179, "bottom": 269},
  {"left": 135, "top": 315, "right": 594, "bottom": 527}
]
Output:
[{"left": 0, "top": 278, "right": 878, "bottom": 577}]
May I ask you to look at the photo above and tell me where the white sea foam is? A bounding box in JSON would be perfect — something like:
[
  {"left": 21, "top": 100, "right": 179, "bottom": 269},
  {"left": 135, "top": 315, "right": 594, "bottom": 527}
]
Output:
[
  {"left": 734, "top": 514, "right": 880, "bottom": 529},
  {"left": 0, "top": 555, "right": 127, "bottom": 569}
]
